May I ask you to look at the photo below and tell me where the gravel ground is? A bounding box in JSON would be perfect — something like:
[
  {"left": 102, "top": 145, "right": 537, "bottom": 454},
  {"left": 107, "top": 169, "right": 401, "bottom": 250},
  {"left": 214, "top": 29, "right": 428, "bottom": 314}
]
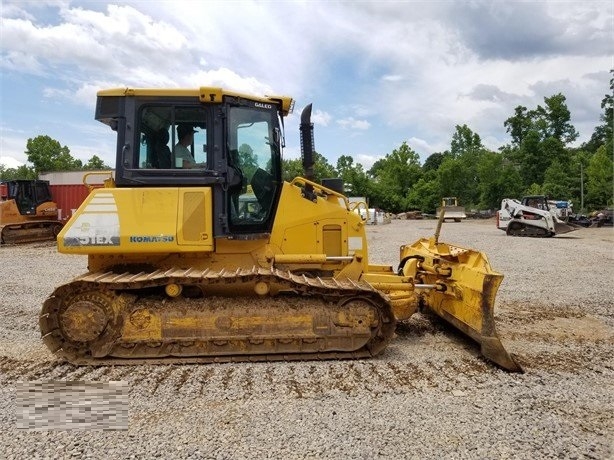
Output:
[{"left": 1, "top": 218, "right": 613, "bottom": 459}]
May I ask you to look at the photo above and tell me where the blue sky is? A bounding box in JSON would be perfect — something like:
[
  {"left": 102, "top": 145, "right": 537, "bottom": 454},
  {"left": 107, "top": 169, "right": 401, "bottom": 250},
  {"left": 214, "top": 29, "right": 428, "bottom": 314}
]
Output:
[{"left": 1, "top": 1, "right": 612, "bottom": 171}]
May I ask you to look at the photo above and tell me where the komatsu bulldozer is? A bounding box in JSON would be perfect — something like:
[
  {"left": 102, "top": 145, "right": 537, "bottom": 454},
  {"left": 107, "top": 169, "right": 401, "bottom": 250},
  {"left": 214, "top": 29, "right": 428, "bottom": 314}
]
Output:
[
  {"left": 0, "top": 179, "right": 63, "bottom": 244},
  {"left": 40, "top": 87, "right": 521, "bottom": 372},
  {"left": 497, "top": 196, "right": 578, "bottom": 237}
]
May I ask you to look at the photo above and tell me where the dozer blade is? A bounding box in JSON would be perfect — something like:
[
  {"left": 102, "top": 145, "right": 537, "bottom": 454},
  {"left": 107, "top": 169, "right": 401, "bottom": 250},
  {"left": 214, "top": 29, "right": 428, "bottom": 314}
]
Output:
[
  {"left": 553, "top": 219, "right": 579, "bottom": 235},
  {"left": 402, "top": 238, "right": 522, "bottom": 372}
]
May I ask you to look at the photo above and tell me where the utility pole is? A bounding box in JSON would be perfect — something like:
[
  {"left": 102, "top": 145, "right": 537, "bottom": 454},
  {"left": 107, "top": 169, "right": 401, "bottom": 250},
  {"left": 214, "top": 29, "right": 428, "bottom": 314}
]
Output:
[{"left": 580, "top": 161, "right": 584, "bottom": 214}]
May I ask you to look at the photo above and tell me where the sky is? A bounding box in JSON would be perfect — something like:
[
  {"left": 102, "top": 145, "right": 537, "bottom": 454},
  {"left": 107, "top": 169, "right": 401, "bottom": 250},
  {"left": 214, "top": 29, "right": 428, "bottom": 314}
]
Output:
[{"left": 0, "top": 0, "right": 612, "bottom": 171}]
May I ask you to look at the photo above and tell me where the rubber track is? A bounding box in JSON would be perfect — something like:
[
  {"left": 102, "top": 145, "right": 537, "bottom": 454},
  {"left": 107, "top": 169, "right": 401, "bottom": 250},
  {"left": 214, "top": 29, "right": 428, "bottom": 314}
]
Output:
[
  {"left": 40, "top": 267, "right": 396, "bottom": 365},
  {"left": 506, "top": 222, "right": 551, "bottom": 237}
]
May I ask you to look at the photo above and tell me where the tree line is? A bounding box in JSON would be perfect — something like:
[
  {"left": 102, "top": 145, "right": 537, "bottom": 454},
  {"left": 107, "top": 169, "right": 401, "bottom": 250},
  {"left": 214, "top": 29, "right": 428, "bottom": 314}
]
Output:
[
  {"left": 0, "top": 135, "right": 109, "bottom": 180},
  {"left": 283, "top": 73, "right": 613, "bottom": 214},
  {"left": 2, "top": 73, "right": 612, "bottom": 214}
]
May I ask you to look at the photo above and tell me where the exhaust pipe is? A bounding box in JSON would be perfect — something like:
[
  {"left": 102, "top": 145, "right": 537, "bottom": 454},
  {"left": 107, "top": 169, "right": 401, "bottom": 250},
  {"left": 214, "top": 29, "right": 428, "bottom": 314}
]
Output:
[
  {"left": 299, "top": 104, "right": 316, "bottom": 201},
  {"left": 300, "top": 104, "right": 314, "bottom": 182}
]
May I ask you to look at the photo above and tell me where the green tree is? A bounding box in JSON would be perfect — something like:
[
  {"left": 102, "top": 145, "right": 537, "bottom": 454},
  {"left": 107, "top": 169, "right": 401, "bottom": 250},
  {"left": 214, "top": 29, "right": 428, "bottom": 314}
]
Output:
[
  {"left": 25, "top": 135, "right": 82, "bottom": 173},
  {"left": 313, "top": 152, "right": 337, "bottom": 181},
  {"left": 566, "top": 150, "right": 591, "bottom": 211},
  {"left": 437, "top": 156, "right": 482, "bottom": 207},
  {"left": 503, "top": 94, "right": 580, "bottom": 193},
  {"left": 437, "top": 125, "right": 486, "bottom": 207},
  {"left": 602, "top": 70, "right": 614, "bottom": 154},
  {"left": 336, "top": 155, "right": 370, "bottom": 197},
  {"left": 282, "top": 158, "right": 304, "bottom": 182},
  {"left": 0, "top": 164, "right": 37, "bottom": 180},
  {"left": 499, "top": 143, "right": 522, "bottom": 166},
  {"left": 84, "top": 155, "right": 110, "bottom": 170},
  {"left": 504, "top": 105, "right": 533, "bottom": 147},
  {"left": 368, "top": 142, "right": 422, "bottom": 213},
  {"left": 534, "top": 93, "right": 579, "bottom": 144},
  {"left": 518, "top": 130, "right": 548, "bottom": 186},
  {"left": 477, "top": 152, "right": 524, "bottom": 209},
  {"left": 422, "top": 152, "right": 449, "bottom": 172},
  {"left": 584, "top": 70, "right": 614, "bottom": 154},
  {"left": 451, "top": 124, "right": 482, "bottom": 157},
  {"left": 585, "top": 145, "right": 614, "bottom": 208},
  {"left": 281, "top": 152, "right": 336, "bottom": 183},
  {"left": 524, "top": 183, "right": 543, "bottom": 196},
  {"left": 238, "top": 143, "right": 259, "bottom": 179},
  {"left": 541, "top": 136, "right": 569, "bottom": 167},
  {"left": 406, "top": 170, "right": 441, "bottom": 213},
  {"left": 542, "top": 160, "right": 574, "bottom": 199}
]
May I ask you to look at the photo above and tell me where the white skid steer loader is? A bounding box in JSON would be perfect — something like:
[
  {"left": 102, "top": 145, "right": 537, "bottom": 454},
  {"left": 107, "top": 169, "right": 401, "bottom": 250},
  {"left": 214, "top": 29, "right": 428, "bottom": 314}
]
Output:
[{"left": 497, "top": 196, "right": 579, "bottom": 237}]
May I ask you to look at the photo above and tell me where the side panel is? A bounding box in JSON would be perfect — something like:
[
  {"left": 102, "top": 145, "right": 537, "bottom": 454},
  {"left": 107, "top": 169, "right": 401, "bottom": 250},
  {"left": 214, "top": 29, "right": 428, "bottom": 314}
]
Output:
[
  {"left": 269, "top": 183, "right": 365, "bottom": 260},
  {"left": 177, "top": 190, "right": 213, "bottom": 245},
  {"left": 0, "top": 200, "right": 26, "bottom": 225},
  {"left": 58, "top": 188, "right": 214, "bottom": 253}
]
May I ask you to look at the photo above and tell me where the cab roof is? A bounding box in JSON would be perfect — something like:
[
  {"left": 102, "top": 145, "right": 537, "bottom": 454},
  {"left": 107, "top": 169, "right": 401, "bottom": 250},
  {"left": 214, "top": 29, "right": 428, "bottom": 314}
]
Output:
[{"left": 97, "top": 86, "right": 294, "bottom": 116}]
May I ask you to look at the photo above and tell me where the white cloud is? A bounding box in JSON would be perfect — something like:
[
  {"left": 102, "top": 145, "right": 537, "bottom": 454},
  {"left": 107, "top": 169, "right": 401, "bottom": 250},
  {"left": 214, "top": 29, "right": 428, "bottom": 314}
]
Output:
[
  {"left": 354, "top": 153, "right": 383, "bottom": 171},
  {"left": 0, "top": 2, "right": 301, "bottom": 108},
  {"left": 311, "top": 110, "right": 332, "bottom": 127},
  {"left": 406, "top": 137, "right": 438, "bottom": 157},
  {"left": 1, "top": 17, "right": 106, "bottom": 68},
  {"left": 0, "top": 156, "right": 24, "bottom": 168},
  {"left": 0, "top": 0, "right": 60, "bottom": 21},
  {"left": 382, "top": 75, "right": 403, "bottom": 82},
  {"left": 0, "top": 0, "right": 610, "bottom": 167},
  {"left": 337, "top": 118, "right": 371, "bottom": 130},
  {"left": 1, "top": 5, "right": 192, "bottom": 78},
  {"left": 0, "top": 124, "right": 29, "bottom": 165},
  {"left": 1, "top": 50, "right": 45, "bottom": 74},
  {"left": 186, "top": 68, "right": 273, "bottom": 95}
]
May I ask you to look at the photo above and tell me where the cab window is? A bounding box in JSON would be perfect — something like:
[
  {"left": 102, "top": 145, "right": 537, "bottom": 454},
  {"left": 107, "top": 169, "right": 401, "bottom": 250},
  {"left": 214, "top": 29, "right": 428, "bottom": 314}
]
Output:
[{"left": 136, "top": 105, "right": 208, "bottom": 169}]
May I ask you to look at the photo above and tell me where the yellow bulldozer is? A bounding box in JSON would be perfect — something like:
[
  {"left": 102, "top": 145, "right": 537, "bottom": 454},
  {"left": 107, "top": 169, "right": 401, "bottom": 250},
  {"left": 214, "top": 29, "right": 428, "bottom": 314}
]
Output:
[
  {"left": 40, "top": 87, "right": 521, "bottom": 372},
  {"left": 1, "top": 179, "right": 63, "bottom": 244},
  {"left": 436, "top": 197, "right": 467, "bottom": 222}
]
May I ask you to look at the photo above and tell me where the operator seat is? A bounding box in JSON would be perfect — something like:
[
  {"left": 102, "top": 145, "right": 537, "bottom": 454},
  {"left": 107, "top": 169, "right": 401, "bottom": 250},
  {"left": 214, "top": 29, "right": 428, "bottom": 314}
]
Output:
[
  {"left": 251, "top": 168, "right": 275, "bottom": 213},
  {"left": 154, "top": 130, "right": 172, "bottom": 169}
]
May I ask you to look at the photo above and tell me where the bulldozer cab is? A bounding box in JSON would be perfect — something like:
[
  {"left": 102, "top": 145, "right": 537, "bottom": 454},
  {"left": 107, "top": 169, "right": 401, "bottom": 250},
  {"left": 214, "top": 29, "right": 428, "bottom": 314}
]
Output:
[
  {"left": 442, "top": 197, "right": 458, "bottom": 207},
  {"left": 95, "top": 88, "right": 291, "bottom": 237},
  {"left": 0, "top": 180, "right": 53, "bottom": 215}
]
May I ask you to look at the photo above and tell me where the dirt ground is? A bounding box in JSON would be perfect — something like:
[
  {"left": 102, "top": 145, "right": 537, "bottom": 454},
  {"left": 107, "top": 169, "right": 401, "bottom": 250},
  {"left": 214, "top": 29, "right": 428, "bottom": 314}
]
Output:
[{"left": 0, "top": 218, "right": 612, "bottom": 459}]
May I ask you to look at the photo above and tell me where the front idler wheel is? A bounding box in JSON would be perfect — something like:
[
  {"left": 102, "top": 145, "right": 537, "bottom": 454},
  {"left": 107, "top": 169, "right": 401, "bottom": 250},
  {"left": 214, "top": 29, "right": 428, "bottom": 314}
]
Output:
[{"left": 59, "top": 299, "right": 109, "bottom": 343}]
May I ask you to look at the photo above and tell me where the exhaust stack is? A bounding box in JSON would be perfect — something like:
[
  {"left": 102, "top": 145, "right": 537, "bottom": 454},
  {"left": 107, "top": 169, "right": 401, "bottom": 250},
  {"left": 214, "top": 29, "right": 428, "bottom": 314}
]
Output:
[
  {"left": 299, "top": 104, "right": 316, "bottom": 200},
  {"left": 300, "top": 104, "right": 315, "bottom": 182}
]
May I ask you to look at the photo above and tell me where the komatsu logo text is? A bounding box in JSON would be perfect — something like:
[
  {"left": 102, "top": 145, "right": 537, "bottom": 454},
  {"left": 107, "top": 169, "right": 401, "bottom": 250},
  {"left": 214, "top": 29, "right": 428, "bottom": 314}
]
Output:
[{"left": 130, "top": 235, "right": 175, "bottom": 243}]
